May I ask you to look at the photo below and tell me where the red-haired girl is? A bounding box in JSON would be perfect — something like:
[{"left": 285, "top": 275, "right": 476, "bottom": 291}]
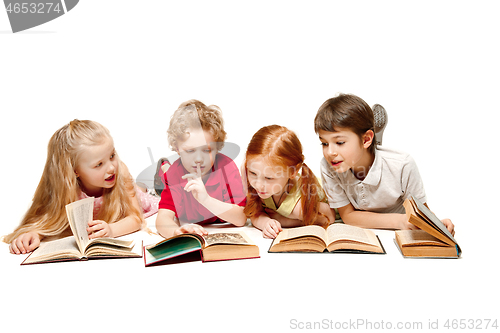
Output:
[{"left": 244, "top": 125, "right": 335, "bottom": 238}]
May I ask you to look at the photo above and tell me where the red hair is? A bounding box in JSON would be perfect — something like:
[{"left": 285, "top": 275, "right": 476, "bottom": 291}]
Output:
[{"left": 244, "top": 125, "right": 328, "bottom": 226}]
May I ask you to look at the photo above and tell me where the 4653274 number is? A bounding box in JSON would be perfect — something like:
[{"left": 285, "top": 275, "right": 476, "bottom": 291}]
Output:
[
  {"left": 6, "top": 2, "right": 62, "bottom": 14},
  {"left": 444, "top": 319, "right": 498, "bottom": 330}
]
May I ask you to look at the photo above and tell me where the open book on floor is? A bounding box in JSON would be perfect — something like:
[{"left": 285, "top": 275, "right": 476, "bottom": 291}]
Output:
[
  {"left": 268, "top": 223, "right": 385, "bottom": 254},
  {"left": 143, "top": 231, "right": 260, "bottom": 266},
  {"left": 21, "top": 197, "right": 142, "bottom": 265},
  {"left": 394, "top": 196, "right": 461, "bottom": 258}
]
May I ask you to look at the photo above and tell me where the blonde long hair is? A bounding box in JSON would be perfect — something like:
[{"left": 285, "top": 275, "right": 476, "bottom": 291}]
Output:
[
  {"left": 3, "top": 120, "right": 144, "bottom": 243},
  {"left": 244, "top": 125, "right": 328, "bottom": 226}
]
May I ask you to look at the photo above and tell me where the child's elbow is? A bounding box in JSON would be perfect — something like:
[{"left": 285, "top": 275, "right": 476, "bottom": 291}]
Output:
[
  {"left": 132, "top": 216, "right": 143, "bottom": 231},
  {"left": 228, "top": 206, "right": 247, "bottom": 227},
  {"left": 229, "top": 210, "right": 248, "bottom": 227},
  {"left": 233, "top": 216, "right": 248, "bottom": 227}
]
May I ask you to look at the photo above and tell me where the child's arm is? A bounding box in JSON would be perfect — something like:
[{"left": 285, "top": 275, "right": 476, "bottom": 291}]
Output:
[
  {"left": 87, "top": 194, "right": 143, "bottom": 239},
  {"left": 197, "top": 196, "right": 247, "bottom": 226},
  {"left": 183, "top": 166, "right": 247, "bottom": 227},
  {"left": 265, "top": 201, "right": 335, "bottom": 227},
  {"left": 337, "top": 203, "right": 414, "bottom": 230},
  {"left": 87, "top": 216, "right": 142, "bottom": 239},
  {"left": 155, "top": 208, "right": 208, "bottom": 238},
  {"left": 9, "top": 231, "right": 42, "bottom": 254},
  {"left": 252, "top": 200, "right": 331, "bottom": 239},
  {"left": 318, "top": 202, "right": 336, "bottom": 224},
  {"left": 337, "top": 203, "right": 455, "bottom": 235},
  {"left": 250, "top": 213, "right": 283, "bottom": 239}
]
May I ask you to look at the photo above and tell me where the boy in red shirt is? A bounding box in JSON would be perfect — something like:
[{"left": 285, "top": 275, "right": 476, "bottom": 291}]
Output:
[{"left": 155, "top": 100, "right": 247, "bottom": 238}]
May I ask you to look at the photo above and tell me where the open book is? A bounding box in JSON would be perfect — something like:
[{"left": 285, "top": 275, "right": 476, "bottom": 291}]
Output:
[
  {"left": 144, "top": 231, "right": 260, "bottom": 266},
  {"left": 21, "top": 197, "right": 141, "bottom": 265},
  {"left": 269, "top": 223, "right": 385, "bottom": 254},
  {"left": 394, "top": 196, "right": 461, "bottom": 258}
]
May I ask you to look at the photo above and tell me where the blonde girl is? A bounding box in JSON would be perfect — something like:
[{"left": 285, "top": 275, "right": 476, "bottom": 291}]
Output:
[
  {"left": 4, "top": 120, "right": 155, "bottom": 254},
  {"left": 244, "top": 125, "right": 334, "bottom": 238}
]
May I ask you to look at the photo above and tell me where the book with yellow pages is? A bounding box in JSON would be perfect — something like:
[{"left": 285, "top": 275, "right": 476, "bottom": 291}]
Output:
[
  {"left": 21, "top": 197, "right": 142, "bottom": 265},
  {"left": 268, "top": 223, "right": 385, "bottom": 254},
  {"left": 394, "top": 196, "right": 461, "bottom": 258},
  {"left": 143, "top": 231, "right": 260, "bottom": 266}
]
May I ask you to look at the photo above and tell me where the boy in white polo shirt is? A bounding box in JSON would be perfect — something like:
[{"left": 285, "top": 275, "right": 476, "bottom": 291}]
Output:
[{"left": 314, "top": 93, "right": 454, "bottom": 234}]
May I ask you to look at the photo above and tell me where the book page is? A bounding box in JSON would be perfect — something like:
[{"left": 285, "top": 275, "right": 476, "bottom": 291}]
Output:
[
  {"left": 203, "top": 232, "right": 250, "bottom": 247},
  {"left": 87, "top": 237, "right": 135, "bottom": 249},
  {"left": 396, "top": 230, "right": 448, "bottom": 246},
  {"left": 276, "top": 225, "right": 327, "bottom": 244},
  {"left": 85, "top": 240, "right": 141, "bottom": 257},
  {"left": 65, "top": 197, "right": 94, "bottom": 253},
  {"left": 326, "top": 224, "right": 379, "bottom": 246},
  {"left": 22, "top": 236, "right": 81, "bottom": 264}
]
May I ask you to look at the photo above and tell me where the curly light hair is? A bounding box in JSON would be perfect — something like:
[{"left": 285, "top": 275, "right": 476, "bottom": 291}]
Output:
[{"left": 167, "top": 99, "right": 227, "bottom": 151}]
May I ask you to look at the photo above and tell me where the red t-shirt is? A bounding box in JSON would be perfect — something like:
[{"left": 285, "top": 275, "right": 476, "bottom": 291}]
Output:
[{"left": 159, "top": 153, "right": 246, "bottom": 224}]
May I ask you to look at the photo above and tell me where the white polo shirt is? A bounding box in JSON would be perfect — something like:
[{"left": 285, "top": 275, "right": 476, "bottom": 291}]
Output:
[{"left": 320, "top": 146, "right": 427, "bottom": 214}]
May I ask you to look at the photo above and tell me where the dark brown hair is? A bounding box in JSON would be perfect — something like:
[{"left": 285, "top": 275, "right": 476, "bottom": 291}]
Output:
[{"left": 314, "top": 94, "right": 376, "bottom": 154}]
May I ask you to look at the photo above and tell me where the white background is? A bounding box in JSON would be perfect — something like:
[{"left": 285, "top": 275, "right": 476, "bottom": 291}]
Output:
[{"left": 1, "top": 1, "right": 499, "bottom": 332}]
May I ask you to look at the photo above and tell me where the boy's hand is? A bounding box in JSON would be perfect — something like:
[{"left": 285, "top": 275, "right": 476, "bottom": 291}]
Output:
[
  {"left": 9, "top": 232, "right": 41, "bottom": 254},
  {"left": 182, "top": 164, "right": 209, "bottom": 203},
  {"left": 397, "top": 214, "right": 455, "bottom": 236},
  {"left": 262, "top": 219, "right": 282, "bottom": 239},
  {"left": 441, "top": 218, "right": 455, "bottom": 236},
  {"left": 174, "top": 223, "right": 208, "bottom": 237},
  {"left": 397, "top": 214, "right": 419, "bottom": 231},
  {"left": 88, "top": 220, "right": 113, "bottom": 239}
]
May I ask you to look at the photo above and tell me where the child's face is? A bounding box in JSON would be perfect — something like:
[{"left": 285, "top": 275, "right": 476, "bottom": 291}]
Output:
[
  {"left": 246, "top": 158, "right": 293, "bottom": 200},
  {"left": 318, "top": 128, "right": 369, "bottom": 174},
  {"left": 75, "top": 137, "right": 119, "bottom": 197},
  {"left": 176, "top": 128, "right": 218, "bottom": 177}
]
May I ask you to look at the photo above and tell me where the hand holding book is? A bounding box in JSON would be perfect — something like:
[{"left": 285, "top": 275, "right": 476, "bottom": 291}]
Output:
[
  {"left": 440, "top": 218, "right": 455, "bottom": 236},
  {"left": 397, "top": 201, "right": 454, "bottom": 236},
  {"left": 87, "top": 220, "right": 113, "bottom": 239}
]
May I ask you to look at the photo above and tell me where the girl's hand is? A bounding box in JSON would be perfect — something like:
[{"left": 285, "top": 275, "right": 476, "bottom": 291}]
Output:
[
  {"left": 9, "top": 232, "right": 41, "bottom": 254},
  {"left": 174, "top": 223, "right": 208, "bottom": 237},
  {"left": 262, "top": 219, "right": 282, "bottom": 239},
  {"left": 182, "top": 165, "right": 209, "bottom": 204},
  {"left": 441, "top": 218, "right": 455, "bottom": 236},
  {"left": 88, "top": 220, "right": 113, "bottom": 239}
]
